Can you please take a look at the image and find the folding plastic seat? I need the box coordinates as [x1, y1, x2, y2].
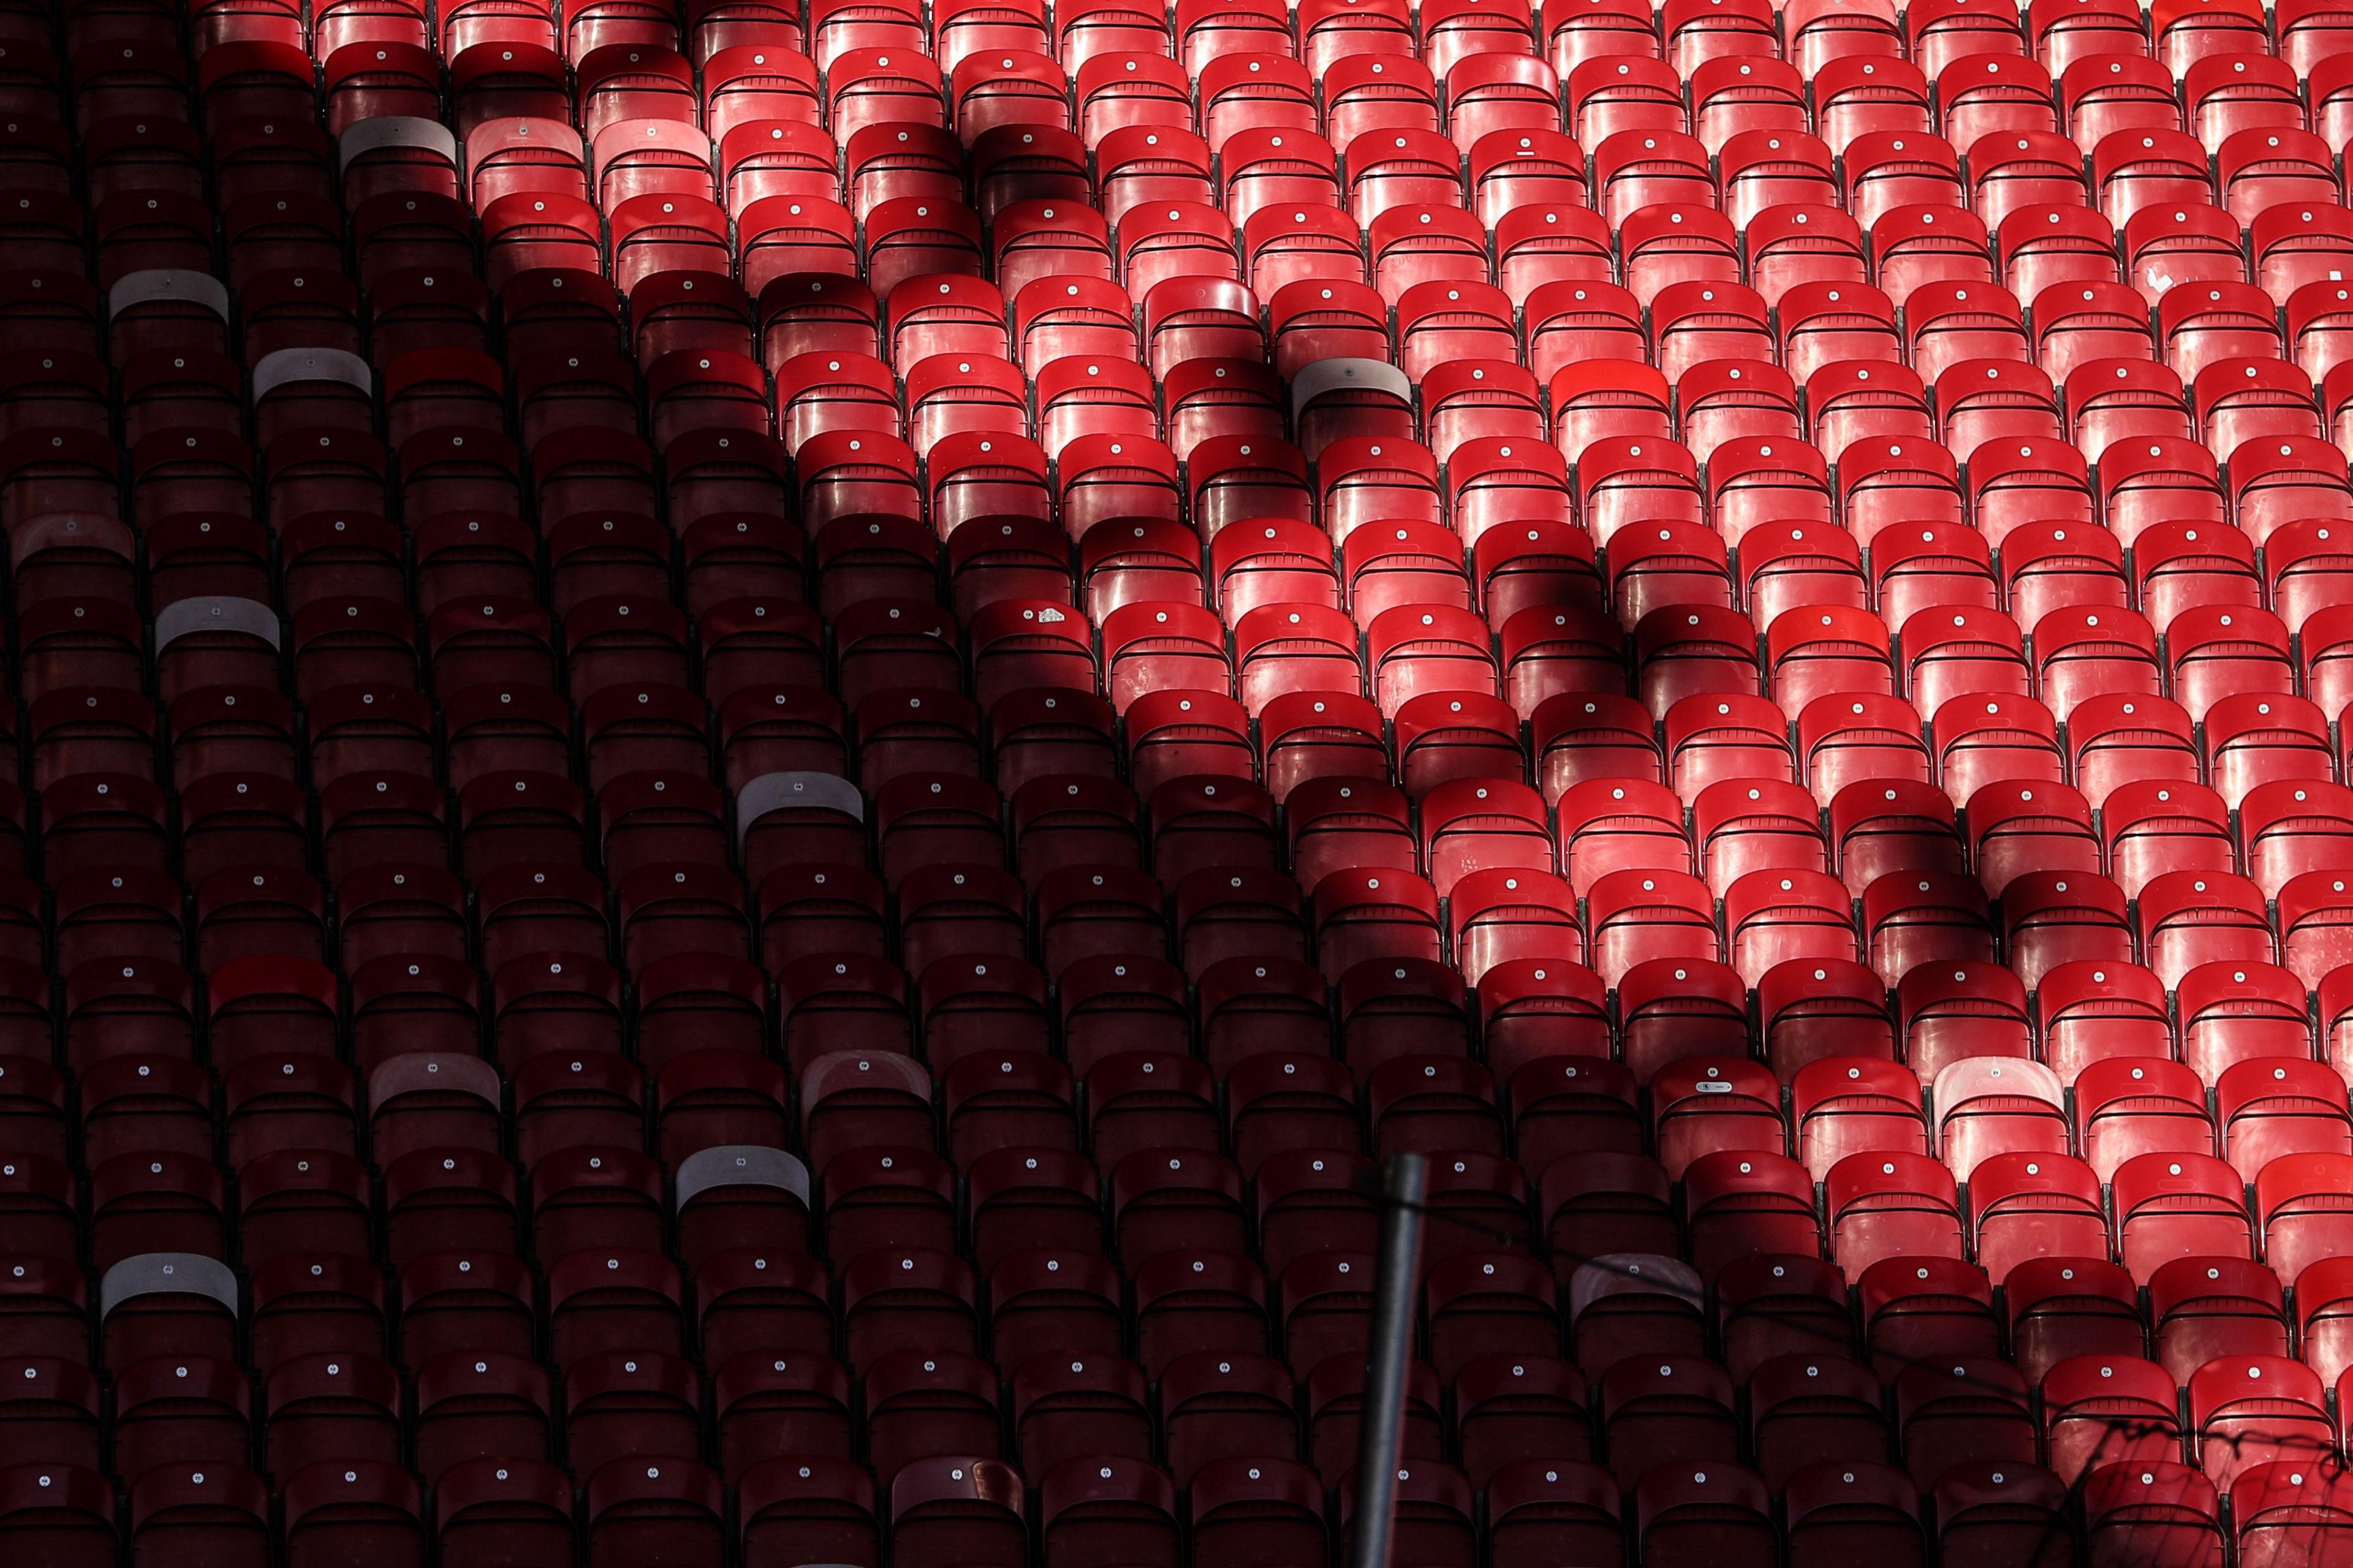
[1559, 1254, 1700, 1387]
[1707, 131, 1835, 238]
[0, 275, 101, 377]
[960, 1148, 1099, 1273]
[1721, 1356, 1887, 1504]
[2181, 40, 2298, 148]
[348, 946, 477, 1083]
[0, 189, 89, 291]
[717, 154, 844, 259]
[727, 1463, 888, 1568]
[1306, 56, 1433, 157]
[1680, 55, 1803, 162]
[526, 1143, 668, 1267]
[2245, 466, 2353, 593]
[1172, 55, 1303, 162]
[1840, 152, 1966, 265]
[396, 1354, 557, 1499]
[605, 191, 730, 294]
[687, 45, 819, 145]
[1830, 445, 1962, 567]
[2221, 127, 2344, 228]
[1022, 863, 1161, 981]
[2299, 604, 2353, 724]
[1659, 1150, 1814, 1286]
[1354, 1051, 1494, 1159]
[1033, 1459, 1186, 1568]
[259, 1350, 408, 1484]
[1631, 282, 1766, 395]
[649, 1028, 789, 1156]
[107, 1352, 252, 1490]
[874, 1459, 1033, 1568]
[1128, 1246, 1273, 1376]
[197, 960, 341, 1083]
[1785, 1462, 1942, 1568]
[431, 194, 580, 297]
[941, 49, 1067, 148]
[1279, 1243, 1374, 1374]
[191, 40, 318, 139]
[1687, 800, 1828, 942]
[2102, 1148, 2260, 1291]
[582, 1458, 730, 1568]
[88, 1146, 233, 1272]
[1626, 610, 1764, 735]
[2281, 0, 2353, 75]
[2248, 1148, 2353, 1297]
[1466, 526, 1598, 655]
[1432, 1371, 1597, 1522]
[1615, 1466, 1783, 1568]
[1122, 1355, 1295, 1501]
[2236, 1465, 2353, 1568]
[1574, 971, 1735, 1113]
[1352, 210, 1487, 324]
[1820, 1149, 1964, 1279]
[346, 184, 475, 292]
[559, 0, 686, 59]
[2080, 1461, 2237, 1568]
[2143, 0, 2266, 70]
[1718, 225, 1856, 350]
[91, 1257, 240, 1384]
[1057, 0, 1176, 75]
[62, 953, 200, 1079]
[1583, 1354, 1743, 1498]
[1952, 1134, 2102, 1279]
[2033, 1354, 2187, 1497]
[2136, 871, 2283, 991]
[687, 1246, 833, 1377]
[2247, 213, 2353, 325]
[1361, 1154, 1506, 1266]
[451, 767, 589, 885]
[2053, 56, 2174, 161]
[1863, 1262, 1995, 1384]
[1628, 1252, 1788, 1374]
[2146, 1256, 2289, 1400]
[1532, 0, 1648, 74]
[1925, 1047, 2068, 1178]
[1583, 129, 1716, 233]
[2294, 1254, 2353, 1402]
[841, 1348, 998, 1486]
[807, 0, 924, 64]
[70, 1051, 213, 1180]
[1887, 1360, 2039, 1499]
[1579, 868, 1729, 993]
[2181, 1355, 2343, 1496]
[540, 1247, 687, 1371]
[235, 1132, 380, 1259]
[2169, 323, 2295, 431]
[990, 1351, 1150, 1494]
[2240, 778, 2353, 901]
[2102, 119, 2223, 223]
[964, 1144, 1101, 1262]
[1435, 65, 1557, 175]
[702, 1351, 852, 1483]
[674, 513, 805, 621]
[1781, 1053, 1923, 1186]
[121, 1463, 292, 1568]
[1485, 593, 1624, 714]
[2029, 289, 2157, 409]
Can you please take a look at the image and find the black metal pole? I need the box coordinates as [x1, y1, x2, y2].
[1351, 1151, 1428, 1568]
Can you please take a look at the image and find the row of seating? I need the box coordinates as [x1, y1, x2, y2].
[18, 1323, 2353, 1499]
[40, 1446, 2307, 1568]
